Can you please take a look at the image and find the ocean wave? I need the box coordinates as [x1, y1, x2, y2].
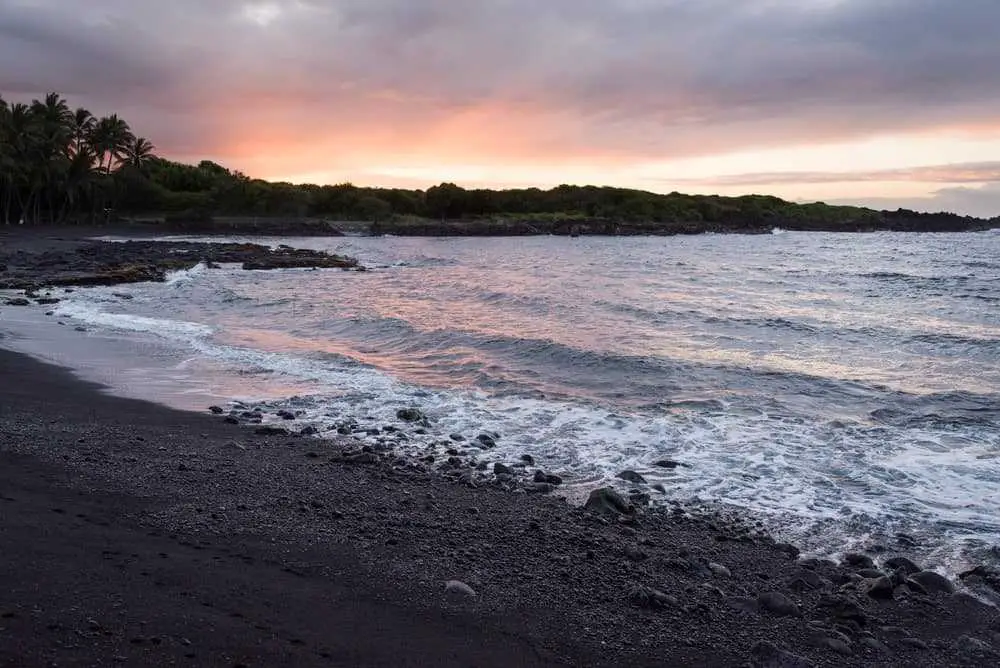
[37, 231, 1000, 573]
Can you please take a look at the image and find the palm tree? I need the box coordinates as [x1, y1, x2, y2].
[0, 96, 12, 224]
[5, 102, 40, 223]
[60, 144, 99, 223]
[69, 108, 96, 156]
[30, 93, 73, 222]
[0, 93, 165, 225]
[90, 114, 134, 175]
[124, 136, 156, 173]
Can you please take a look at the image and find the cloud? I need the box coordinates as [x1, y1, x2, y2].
[1, 0, 999, 175]
[839, 182, 1000, 219]
[681, 162, 1000, 187]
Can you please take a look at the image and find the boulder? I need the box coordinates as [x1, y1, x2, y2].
[533, 470, 563, 485]
[884, 556, 921, 575]
[757, 592, 801, 617]
[524, 482, 556, 494]
[493, 463, 515, 476]
[476, 434, 497, 448]
[584, 487, 634, 516]
[909, 570, 956, 595]
[255, 426, 290, 436]
[4, 298, 30, 306]
[959, 565, 1000, 595]
[817, 595, 867, 627]
[616, 470, 647, 484]
[865, 576, 894, 600]
[397, 408, 425, 422]
[653, 459, 689, 469]
[774, 543, 801, 559]
[842, 553, 875, 569]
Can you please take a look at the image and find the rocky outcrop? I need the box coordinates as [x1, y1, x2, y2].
[0, 240, 359, 290]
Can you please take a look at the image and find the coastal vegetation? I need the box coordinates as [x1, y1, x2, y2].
[2, 92, 997, 234]
[0, 92, 154, 226]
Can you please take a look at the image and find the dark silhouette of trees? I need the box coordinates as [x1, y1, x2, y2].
[0, 92, 154, 224]
[2, 91, 996, 232]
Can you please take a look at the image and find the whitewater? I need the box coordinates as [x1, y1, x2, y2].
[4, 231, 1000, 572]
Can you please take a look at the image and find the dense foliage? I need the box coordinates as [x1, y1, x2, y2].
[0, 92, 154, 225]
[2, 92, 996, 233]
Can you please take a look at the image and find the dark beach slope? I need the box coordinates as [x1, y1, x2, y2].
[0, 350, 562, 667]
[3, 228, 1000, 666]
[2, 353, 1000, 667]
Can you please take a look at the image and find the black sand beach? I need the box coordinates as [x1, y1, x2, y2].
[3, 231, 1000, 667]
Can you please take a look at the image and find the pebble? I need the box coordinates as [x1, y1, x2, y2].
[860, 637, 890, 653]
[821, 637, 853, 656]
[749, 641, 815, 668]
[708, 562, 732, 578]
[956, 635, 997, 657]
[629, 585, 678, 610]
[727, 596, 759, 614]
[444, 580, 477, 601]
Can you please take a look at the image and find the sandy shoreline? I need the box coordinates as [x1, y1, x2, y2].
[3, 230, 1000, 666]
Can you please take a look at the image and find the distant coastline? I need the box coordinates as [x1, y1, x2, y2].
[3, 92, 997, 238]
[119, 206, 998, 238]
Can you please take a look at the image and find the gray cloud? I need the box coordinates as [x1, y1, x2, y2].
[1, 0, 999, 166]
[836, 183, 1000, 219]
[678, 162, 1000, 187]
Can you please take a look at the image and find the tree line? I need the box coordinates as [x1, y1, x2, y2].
[2, 92, 996, 233]
[0, 92, 155, 225]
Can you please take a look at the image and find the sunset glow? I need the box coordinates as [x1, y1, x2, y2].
[3, 0, 999, 215]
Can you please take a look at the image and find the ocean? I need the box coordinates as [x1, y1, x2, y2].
[3, 230, 999, 572]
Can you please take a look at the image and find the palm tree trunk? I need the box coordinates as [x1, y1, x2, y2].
[2, 184, 11, 225]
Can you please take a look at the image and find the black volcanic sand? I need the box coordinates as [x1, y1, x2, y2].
[3, 234, 1000, 667]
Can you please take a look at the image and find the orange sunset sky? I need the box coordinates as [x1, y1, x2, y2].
[3, 0, 999, 216]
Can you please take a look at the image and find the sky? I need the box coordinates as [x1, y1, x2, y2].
[2, 0, 999, 217]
